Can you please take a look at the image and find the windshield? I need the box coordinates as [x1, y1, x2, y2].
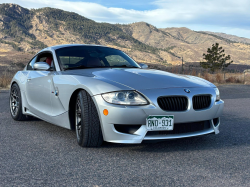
[55, 46, 141, 70]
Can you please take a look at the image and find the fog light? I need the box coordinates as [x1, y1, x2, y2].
[103, 109, 109, 116]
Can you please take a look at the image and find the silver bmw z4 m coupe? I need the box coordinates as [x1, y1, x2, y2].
[10, 44, 224, 147]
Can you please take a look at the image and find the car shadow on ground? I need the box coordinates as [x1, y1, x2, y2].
[26, 116, 42, 121]
[101, 133, 247, 153]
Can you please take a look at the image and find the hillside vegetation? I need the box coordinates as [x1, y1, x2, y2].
[1, 3, 250, 65]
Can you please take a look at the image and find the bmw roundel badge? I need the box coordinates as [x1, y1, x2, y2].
[184, 89, 191, 93]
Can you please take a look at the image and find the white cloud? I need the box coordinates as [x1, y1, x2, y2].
[2, 0, 250, 38]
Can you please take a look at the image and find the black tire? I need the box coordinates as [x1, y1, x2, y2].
[75, 90, 103, 147]
[10, 83, 28, 121]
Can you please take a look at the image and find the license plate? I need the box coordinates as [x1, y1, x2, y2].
[146, 115, 174, 131]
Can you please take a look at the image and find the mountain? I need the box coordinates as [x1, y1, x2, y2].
[203, 31, 250, 44]
[0, 3, 250, 65]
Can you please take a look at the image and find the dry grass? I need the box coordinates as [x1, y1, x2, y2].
[147, 62, 246, 84]
[171, 66, 179, 74]
[191, 69, 197, 76]
[0, 71, 12, 88]
[201, 72, 245, 84]
[225, 77, 235, 83]
[224, 73, 244, 84]
[0, 59, 23, 88]
[225, 76, 243, 83]
[244, 73, 250, 84]
[203, 72, 214, 82]
[215, 73, 224, 84]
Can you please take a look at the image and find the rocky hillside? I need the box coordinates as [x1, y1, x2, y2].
[119, 23, 250, 64]
[1, 3, 250, 65]
[204, 31, 250, 44]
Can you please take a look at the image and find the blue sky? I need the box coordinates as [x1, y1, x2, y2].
[3, 0, 250, 38]
[73, 0, 157, 10]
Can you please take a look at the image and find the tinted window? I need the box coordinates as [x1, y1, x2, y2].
[105, 55, 131, 66]
[55, 46, 140, 70]
[27, 56, 37, 70]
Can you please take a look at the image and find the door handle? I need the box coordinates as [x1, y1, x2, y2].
[27, 78, 31, 81]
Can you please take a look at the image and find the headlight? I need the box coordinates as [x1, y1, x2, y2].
[214, 88, 220, 101]
[101, 91, 149, 105]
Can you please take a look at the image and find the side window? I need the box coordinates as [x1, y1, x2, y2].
[26, 56, 37, 70]
[35, 52, 55, 71]
[36, 52, 53, 63]
[37, 56, 47, 62]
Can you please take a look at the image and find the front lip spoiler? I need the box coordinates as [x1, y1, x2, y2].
[143, 128, 214, 140]
[143, 117, 220, 141]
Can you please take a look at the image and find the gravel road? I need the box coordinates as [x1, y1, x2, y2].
[1, 85, 250, 187]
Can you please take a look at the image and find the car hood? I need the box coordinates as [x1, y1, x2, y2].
[64, 68, 214, 90]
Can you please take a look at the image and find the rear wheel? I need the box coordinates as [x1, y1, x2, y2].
[10, 83, 27, 121]
[75, 90, 103, 147]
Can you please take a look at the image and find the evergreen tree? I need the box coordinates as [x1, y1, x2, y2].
[200, 43, 233, 72]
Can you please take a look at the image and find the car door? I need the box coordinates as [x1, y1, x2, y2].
[26, 52, 54, 117]
[49, 71, 66, 117]
[48, 58, 67, 116]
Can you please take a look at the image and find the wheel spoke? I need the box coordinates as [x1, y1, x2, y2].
[76, 122, 81, 130]
[13, 107, 16, 114]
[75, 98, 82, 138]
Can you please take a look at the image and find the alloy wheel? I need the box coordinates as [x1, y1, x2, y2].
[10, 87, 19, 117]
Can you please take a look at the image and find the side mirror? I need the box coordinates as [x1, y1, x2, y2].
[34, 62, 50, 71]
[139, 63, 148, 69]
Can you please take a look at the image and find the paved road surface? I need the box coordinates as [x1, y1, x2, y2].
[1, 85, 250, 186]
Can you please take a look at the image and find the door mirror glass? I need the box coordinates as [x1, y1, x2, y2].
[139, 63, 148, 69]
[33, 62, 51, 71]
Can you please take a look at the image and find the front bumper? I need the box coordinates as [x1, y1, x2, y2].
[93, 87, 224, 144]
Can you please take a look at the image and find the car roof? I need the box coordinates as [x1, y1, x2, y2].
[40, 44, 110, 51]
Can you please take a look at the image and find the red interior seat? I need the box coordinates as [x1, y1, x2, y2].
[46, 57, 53, 66]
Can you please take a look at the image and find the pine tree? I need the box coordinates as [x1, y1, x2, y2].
[200, 43, 233, 72]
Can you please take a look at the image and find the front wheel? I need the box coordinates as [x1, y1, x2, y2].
[10, 83, 28, 121]
[75, 90, 103, 147]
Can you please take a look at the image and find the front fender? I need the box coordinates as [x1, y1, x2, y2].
[10, 71, 30, 114]
[53, 75, 132, 112]
[11, 71, 29, 90]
